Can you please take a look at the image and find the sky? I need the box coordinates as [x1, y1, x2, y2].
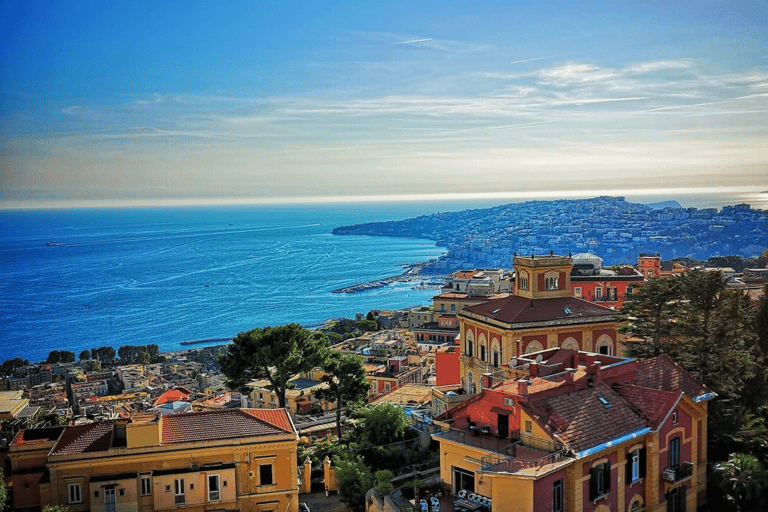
[1, 0, 767, 208]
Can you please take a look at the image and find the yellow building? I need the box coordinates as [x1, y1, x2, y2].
[9, 408, 300, 512]
[458, 254, 620, 395]
[433, 349, 713, 512]
[0, 390, 30, 420]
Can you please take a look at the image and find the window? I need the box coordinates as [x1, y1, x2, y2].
[545, 275, 559, 290]
[141, 476, 151, 496]
[119, 488, 125, 496]
[666, 486, 686, 512]
[669, 437, 680, 470]
[595, 287, 603, 300]
[519, 272, 529, 291]
[553, 478, 564, 512]
[259, 464, 274, 486]
[208, 474, 220, 501]
[174, 479, 185, 505]
[672, 409, 678, 423]
[440, 304, 445, 312]
[626, 448, 646, 483]
[466, 340, 473, 357]
[451, 304, 456, 312]
[479, 345, 486, 362]
[493, 350, 499, 368]
[589, 462, 611, 500]
[525, 420, 532, 433]
[68, 483, 82, 504]
[574, 287, 582, 298]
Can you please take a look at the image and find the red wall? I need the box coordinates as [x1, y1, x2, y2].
[435, 350, 460, 386]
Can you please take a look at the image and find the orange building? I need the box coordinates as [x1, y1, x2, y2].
[8, 408, 300, 512]
[433, 348, 713, 512]
[458, 254, 620, 395]
[638, 253, 662, 279]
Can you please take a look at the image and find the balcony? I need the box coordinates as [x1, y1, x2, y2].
[662, 462, 693, 483]
[433, 426, 517, 454]
[433, 427, 571, 474]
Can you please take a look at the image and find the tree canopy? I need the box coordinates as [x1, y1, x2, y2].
[218, 323, 329, 408]
[313, 352, 370, 438]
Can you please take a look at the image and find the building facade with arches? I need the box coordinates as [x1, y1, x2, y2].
[458, 254, 620, 395]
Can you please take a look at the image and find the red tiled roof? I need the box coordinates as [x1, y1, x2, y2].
[51, 422, 114, 456]
[462, 296, 615, 326]
[161, 408, 294, 445]
[11, 427, 64, 446]
[613, 383, 681, 429]
[152, 388, 190, 407]
[633, 354, 710, 400]
[242, 408, 294, 432]
[527, 383, 647, 453]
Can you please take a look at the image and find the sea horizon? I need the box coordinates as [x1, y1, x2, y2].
[2, 189, 767, 364]
[2, 185, 768, 212]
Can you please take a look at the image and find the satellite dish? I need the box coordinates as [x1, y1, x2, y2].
[523, 362, 530, 370]
[535, 354, 543, 363]
[510, 358, 518, 367]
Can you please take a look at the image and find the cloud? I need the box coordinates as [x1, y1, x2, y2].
[392, 38, 433, 45]
[624, 60, 694, 73]
[537, 63, 620, 86]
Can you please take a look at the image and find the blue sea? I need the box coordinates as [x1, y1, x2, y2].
[0, 203, 458, 363]
[2, 190, 766, 364]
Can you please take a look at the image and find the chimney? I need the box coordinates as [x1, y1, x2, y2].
[529, 362, 539, 377]
[481, 373, 493, 389]
[516, 380, 529, 397]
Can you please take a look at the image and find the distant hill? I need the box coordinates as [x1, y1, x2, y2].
[646, 200, 682, 210]
[333, 196, 768, 271]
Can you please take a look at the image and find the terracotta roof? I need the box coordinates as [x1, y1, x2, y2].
[162, 408, 294, 444]
[152, 388, 191, 407]
[11, 427, 64, 446]
[462, 296, 615, 326]
[612, 383, 681, 429]
[51, 422, 114, 456]
[633, 354, 710, 400]
[242, 408, 294, 432]
[527, 383, 647, 453]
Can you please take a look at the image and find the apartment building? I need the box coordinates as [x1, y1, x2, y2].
[8, 408, 300, 512]
[433, 348, 713, 512]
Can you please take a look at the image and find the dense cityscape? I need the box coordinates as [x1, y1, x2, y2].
[2, 200, 767, 512]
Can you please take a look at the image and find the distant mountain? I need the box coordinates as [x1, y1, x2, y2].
[333, 196, 768, 271]
[646, 200, 682, 210]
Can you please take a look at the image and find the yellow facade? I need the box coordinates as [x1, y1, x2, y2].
[13, 409, 300, 512]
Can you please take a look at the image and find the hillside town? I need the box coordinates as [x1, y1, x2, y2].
[333, 196, 768, 270]
[2, 241, 767, 511]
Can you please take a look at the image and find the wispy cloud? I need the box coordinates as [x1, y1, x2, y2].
[510, 56, 550, 65]
[393, 38, 432, 45]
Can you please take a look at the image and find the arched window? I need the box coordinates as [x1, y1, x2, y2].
[465, 331, 474, 357]
[561, 337, 579, 350]
[525, 340, 544, 354]
[478, 334, 487, 362]
[545, 271, 559, 291]
[595, 334, 613, 355]
[519, 271, 529, 291]
[491, 338, 501, 367]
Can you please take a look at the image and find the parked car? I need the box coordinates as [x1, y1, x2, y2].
[431, 496, 440, 512]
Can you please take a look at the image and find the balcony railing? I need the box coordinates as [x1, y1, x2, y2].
[662, 462, 693, 483]
[434, 427, 570, 474]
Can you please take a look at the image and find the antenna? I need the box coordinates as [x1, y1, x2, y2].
[535, 354, 543, 363]
[523, 362, 530, 370]
[510, 358, 518, 367]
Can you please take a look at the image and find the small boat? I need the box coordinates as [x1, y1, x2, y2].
[46, 242, 63, 246]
